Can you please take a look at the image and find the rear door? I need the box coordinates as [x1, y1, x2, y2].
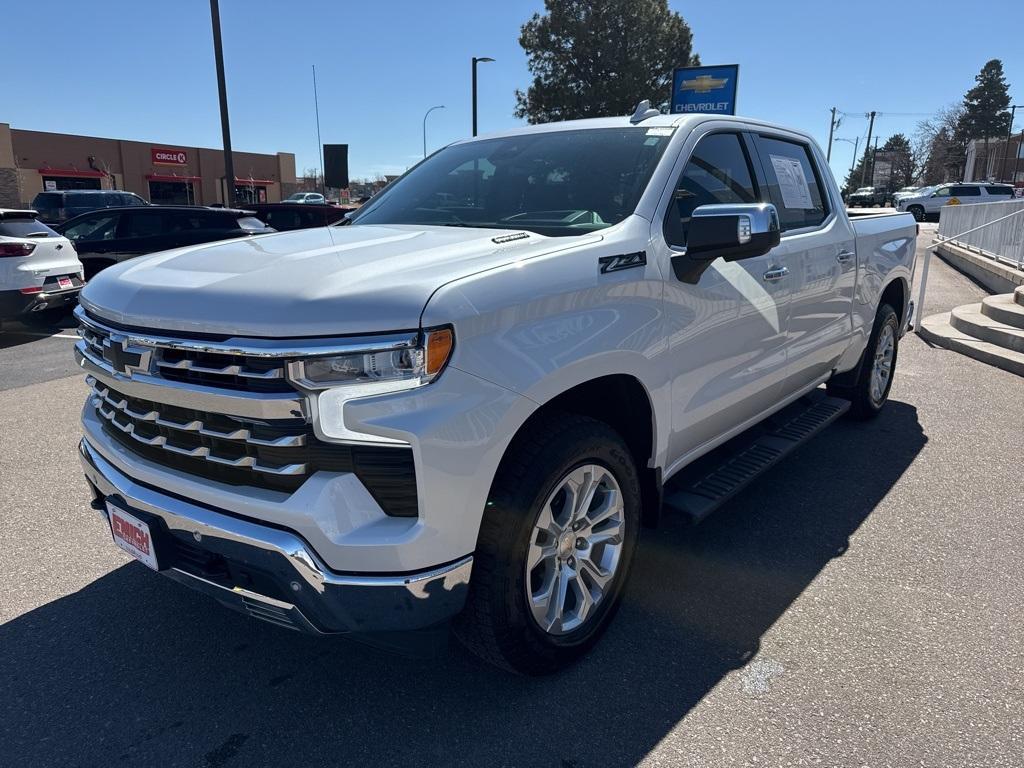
[656, 128, 792, 464]
[750, 132, 856, 389]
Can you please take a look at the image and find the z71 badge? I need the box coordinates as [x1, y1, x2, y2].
[598, 251, 647, 274]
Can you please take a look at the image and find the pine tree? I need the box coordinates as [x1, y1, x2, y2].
[955, 60, 1012, 178]
[515, 0, 699, 123]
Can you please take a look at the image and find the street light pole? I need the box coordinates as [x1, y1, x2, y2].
[471, 57, 495, 137]
[209, 0, 235, 205]
[1000, 105, 1020, 182]
[423, 105, 445, 158]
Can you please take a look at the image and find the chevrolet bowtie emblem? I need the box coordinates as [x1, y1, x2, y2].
[679, 75, 728, 94]
[102, 334, 152, 377]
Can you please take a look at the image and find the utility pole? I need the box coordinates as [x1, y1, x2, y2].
[860, 110, 876, 187]
[826, 107, 838, 163]
[209, 0, 235, 206]
[870, 136, 880, 185]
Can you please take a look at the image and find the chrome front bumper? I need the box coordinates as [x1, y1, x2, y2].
[79, 438, 472, 635]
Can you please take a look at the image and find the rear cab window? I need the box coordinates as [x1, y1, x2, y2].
[0, 217, 59, 238]
[31, 193, 63, 212]
[754, 135, 829, 231]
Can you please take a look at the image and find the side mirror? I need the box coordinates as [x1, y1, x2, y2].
[671, 203, 781, 283]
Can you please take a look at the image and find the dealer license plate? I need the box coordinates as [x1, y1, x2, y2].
[107, 502, 159, 570]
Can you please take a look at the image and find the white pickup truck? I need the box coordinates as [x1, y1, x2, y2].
[75, 107, 916, 674]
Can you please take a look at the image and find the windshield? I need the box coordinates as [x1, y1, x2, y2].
[853, 187, 874, 194]
[349, 127, 674, 236]
[284, 193, 307, 201]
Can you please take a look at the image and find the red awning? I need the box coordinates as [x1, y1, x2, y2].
[146, 173, 201, 182]
[38, 168, 105, 178]
[233, 177, 275, 185]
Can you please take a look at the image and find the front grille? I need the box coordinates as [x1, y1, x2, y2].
[79, 319, 292, 393]
[86, 380, 419, 516]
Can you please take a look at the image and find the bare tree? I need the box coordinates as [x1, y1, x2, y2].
[915, 104, 967, 184]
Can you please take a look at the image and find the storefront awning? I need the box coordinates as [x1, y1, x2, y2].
[38, 168, 105, 178]
[146, 174, 201, 182]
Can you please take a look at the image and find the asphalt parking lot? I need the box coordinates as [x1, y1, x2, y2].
[1, 224, 1022, 767]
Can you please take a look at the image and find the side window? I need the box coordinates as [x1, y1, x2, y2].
[755, 135, 829, 231]
[951, 185, 981, 197]
[987, 186, 1013, 197]
[119, 212, 164, 238]
[663, 132, 758, 246]
[934, 187, 951, 197]
[63, 214, 119, 242]
[166, 212, 205, 232]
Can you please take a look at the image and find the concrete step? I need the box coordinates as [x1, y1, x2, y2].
[981, 294, 1024, 329]
[918, 312, 1024, 377]
[1017, 286, 1024, 308]
[951, 303, 1024, 353]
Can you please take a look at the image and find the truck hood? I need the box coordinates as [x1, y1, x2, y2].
[81, 224, 598, 337]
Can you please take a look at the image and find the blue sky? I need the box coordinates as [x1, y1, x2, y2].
[2, 1, 1021, 183]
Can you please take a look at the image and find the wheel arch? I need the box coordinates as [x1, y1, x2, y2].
[494, 373, 663, 528]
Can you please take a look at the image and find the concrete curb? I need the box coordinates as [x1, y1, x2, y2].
[933, 240, 1024, 295]
[918, 311, 1024, 377]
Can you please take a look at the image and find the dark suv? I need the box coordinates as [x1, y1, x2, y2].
[30, 190, 149, 224]
[57, 206, 274, 279]
[243, 202, 352, 231]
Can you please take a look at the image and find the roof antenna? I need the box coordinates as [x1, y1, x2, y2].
[629, 100, 661, 124]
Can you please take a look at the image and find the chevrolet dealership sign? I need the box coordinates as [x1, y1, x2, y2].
[671, 65, 739, 115]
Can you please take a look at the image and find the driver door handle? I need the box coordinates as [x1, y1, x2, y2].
[836, 249, 855, 264]
[763, 266, 789, 282]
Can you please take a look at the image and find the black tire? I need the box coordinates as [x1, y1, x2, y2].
[828, 303, 899, 420]
[453, 413, 641, 675]
[908, 205, 925, 222]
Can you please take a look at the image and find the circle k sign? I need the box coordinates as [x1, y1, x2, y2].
[151, 148, 188, 166]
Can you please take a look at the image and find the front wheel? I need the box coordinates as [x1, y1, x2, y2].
[908, 205, 925, 222]
[828, 303, 900, 419]
[454, 414, 641, 675]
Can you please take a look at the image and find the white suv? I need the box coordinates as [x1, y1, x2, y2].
[896, 182, 1015, 221]
[0, 209, 84, 326]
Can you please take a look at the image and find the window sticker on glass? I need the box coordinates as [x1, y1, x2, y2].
[646, 127, 675, 136]
[769, 154, 814, 210]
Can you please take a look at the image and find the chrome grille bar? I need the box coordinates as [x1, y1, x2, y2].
[88, 377, 307, 448]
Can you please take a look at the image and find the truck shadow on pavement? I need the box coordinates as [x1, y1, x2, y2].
[1, 401, 926, 768]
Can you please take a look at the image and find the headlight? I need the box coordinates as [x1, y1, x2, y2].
[289, 327, 455, 445]
[288, 327, 454, 393]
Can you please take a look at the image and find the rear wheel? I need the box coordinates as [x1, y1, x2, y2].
[828, 303, 899, 419]
[454, 414, 641, 675]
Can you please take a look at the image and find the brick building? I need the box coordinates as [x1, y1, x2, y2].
[0, 123, 297, 209]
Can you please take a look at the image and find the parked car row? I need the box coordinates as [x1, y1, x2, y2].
[30, 188, 336, 225]
[895, 182, 1015, 221]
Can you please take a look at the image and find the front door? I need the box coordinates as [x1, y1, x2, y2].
[655, 130, 792, 469]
